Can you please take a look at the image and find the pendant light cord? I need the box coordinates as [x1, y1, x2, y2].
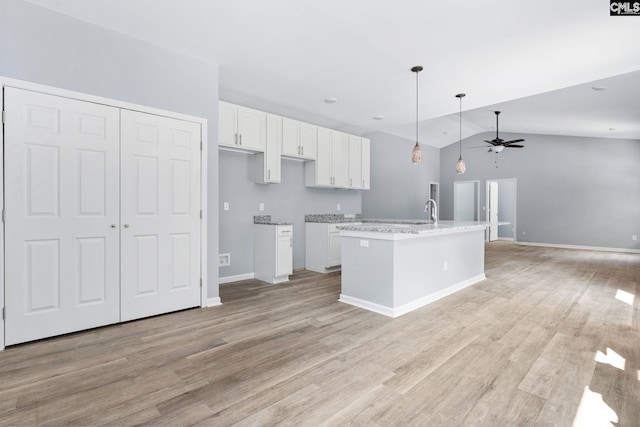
[415, 71, 419, 143]
[459, 95, 462, 156]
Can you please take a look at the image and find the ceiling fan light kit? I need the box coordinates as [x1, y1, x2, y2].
[455, 93, 466, 174]
[411, 66, 423, 164]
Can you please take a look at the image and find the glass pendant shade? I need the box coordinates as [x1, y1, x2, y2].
[412, 142, 422, 164]
[456, 156, 466, 174]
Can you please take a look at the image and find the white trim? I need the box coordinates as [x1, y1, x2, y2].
[207, 297, 222, 307]
[1, 76, 209, 349]
[339, 274, 486, 318]
[219, 273, 255, 284]
[497, 237, 515, 242]
[516, 241, 640, 254]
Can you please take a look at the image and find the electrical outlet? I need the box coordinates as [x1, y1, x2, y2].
[219, 253, 231, 267]
[223, 202, 229, 211]
[633, 235, 637, 241]
[259, 203, 264, 211]
[360, 240, 369, 247]
[522, 231, 526, 236]
[337, 204, 341, 211]
[443, 261, 448, 271]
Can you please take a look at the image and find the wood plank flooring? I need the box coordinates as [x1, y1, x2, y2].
[0, 242, 638, 426]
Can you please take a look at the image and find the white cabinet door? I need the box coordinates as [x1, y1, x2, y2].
[328, 233, 342, 267]
[348, 135, 362, 189]
[120, 110, 201, 322]
[218, 101, 237, 148]
[331, 131, 349, 188]
[4, 88, 121, 345]
[264, 114, 281, 183]
[281, 117, 300, 157]
[276, 235, 293, 276]
[237, 106, 265, 151]
[315, 127, 333, 186]
[361, 138, 371, 190]
[299, 122, 317, 160]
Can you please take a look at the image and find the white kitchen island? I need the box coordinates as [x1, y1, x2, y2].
[337, 220, 488, 317]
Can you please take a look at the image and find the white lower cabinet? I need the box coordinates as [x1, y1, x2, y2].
[255, 225, 293, 284]
[305, 223, 359, 273]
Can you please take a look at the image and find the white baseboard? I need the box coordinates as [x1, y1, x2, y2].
[219, 273, 255, 284]
[339, 274, 486, 318]
[207, 297, 222, 307]
[497, 237, 515, 241]
[516, 241, 640, 254]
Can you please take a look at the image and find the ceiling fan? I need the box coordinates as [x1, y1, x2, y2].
[470, 111, 525, 152]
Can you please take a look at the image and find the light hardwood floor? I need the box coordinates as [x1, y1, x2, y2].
[1, 242, 638, 426]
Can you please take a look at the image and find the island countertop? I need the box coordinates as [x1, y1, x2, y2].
[336, 220, 489, 239]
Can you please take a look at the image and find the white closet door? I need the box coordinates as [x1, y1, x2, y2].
[120, 110, 201, 321]
[4, 87, 121, 345]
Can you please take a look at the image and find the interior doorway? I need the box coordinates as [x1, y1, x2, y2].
[486, 179, 517, 242]
[454, 180, 480, 221]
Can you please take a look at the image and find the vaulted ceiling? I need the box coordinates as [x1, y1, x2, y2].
[24, 0, 640, 147]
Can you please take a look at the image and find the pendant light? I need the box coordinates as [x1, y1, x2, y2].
[455, 93, 466, 174]
[411, 66, 423, 164]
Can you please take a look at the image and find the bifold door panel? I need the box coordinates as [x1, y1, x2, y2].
[120, 110, 201, 322]
[4, 88, 121, 345]
[3, 88, 202, 345]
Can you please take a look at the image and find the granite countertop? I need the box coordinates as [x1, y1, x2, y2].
[305, 214, 362, 223]
[254, 215, 293, 226]
[336, 220, 488, 235]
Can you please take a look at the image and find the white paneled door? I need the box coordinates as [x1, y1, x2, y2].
[4, 88, 121, 345]
[120, 110, 201, 322]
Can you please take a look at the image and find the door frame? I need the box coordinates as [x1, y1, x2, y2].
[0, 76, 209, 351]
[485, 178, 517, 242]
[453, 180, 480, 221]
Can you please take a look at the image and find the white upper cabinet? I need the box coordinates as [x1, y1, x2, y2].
[251, 114, 282, 184]
[282, 118, 317, 160]
[305, 128, 349, 188]
[361, 137, 371, 190]
[348, 135, 363, 189]
[331, 131, 349, 188]
[347, 136, 371, 190]
[218, 101, 265, 152]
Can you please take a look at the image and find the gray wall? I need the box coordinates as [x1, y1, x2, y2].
[219, 151, 361, 277]
[441, 132, 640, 251]
[362, 132, 440, 219]
[0, 0, 220, 297]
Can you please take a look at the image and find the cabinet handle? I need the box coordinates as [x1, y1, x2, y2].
[301, 146, 304, 156]
[290, 237, 292, 248]
[298, 146, 301, 155]
[239, 134, 242, 145]
[350, 178, 352, 187]
[268, 169, 271, 180]
[235, 133, 238, 145]
[362, 179, 365, 187]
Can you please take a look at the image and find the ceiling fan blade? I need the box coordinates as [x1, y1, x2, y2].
[468, 146, 490, 149]
[503, 139, 525, 145]
[505, 145, 524, 148]
[484, 139, 501, 146]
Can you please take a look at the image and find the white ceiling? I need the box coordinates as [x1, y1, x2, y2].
[24, 0, 640, 147]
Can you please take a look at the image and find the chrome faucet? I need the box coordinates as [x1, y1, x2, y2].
[424, 198, 438, 225]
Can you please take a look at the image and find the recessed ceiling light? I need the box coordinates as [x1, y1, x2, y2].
[592, 86, 607, 91]
[609, 127, 616, 131]
[443, 131, 449, 135]
[372, 115, 384, 120]
[324, 97, 338, 104]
